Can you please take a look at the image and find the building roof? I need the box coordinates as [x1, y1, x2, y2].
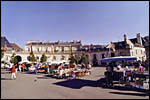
[26, 40, 82, 47]
[10, 43, 23, 51]
[143, 36, 149, 47]
[82, 35, 147, 52]
[82, 44, 108, 52]
[1, 36, 13, 48]
[112, 41, 128, 49]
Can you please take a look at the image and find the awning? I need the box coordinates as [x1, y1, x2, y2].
[101, 56, 138, 62]
[51, 60, 68, 64]
[19, 59, 31, 64]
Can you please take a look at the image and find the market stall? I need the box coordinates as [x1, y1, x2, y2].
[102, 56, 149, 91]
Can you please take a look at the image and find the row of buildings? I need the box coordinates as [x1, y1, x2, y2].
[1, 33, 149, 66]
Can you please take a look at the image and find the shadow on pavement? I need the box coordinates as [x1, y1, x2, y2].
[1, 78, 12, 80]
[109, 92, 148, 97]
[53, 78, 106, 89]
[53, 78, 148, 96]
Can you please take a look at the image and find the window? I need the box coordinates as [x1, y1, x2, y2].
[53, 56, 56, 61]
[36, 56, 39, 61]
[132, 52, 134, 56]
[6, 56, 9, 60]
[136, 50, 138, 55]
[62, 47, 64, 52]
[37, 48, 39, 52]
[28, 48, 30, 51]
[46, 48, 48, 52]
[111, 53, 115, 57]
[102, 54, 105, 59]
[141, 50, 142, 54]
[54, 47, 58, 52]
[61, 56, 65, 60]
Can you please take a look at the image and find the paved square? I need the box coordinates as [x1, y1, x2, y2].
[1, 67, 149, 99]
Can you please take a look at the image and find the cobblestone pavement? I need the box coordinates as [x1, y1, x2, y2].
[1, 67, 149, 99]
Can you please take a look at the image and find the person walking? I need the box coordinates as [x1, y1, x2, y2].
[11, 65, 16, 80]
[35, 63, 38, 74]
[106, 63, 114, 87]
[21, 63, 25, 72]
[87, 63, 92, 75]
[47, 65, 50, 74]
[19, 64, 22, 72]
[15, 64, 18, 74]
[58, 64, 64, 79]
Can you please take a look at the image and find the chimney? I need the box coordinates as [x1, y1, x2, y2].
[57, 40, 60, 44]
[136, 33, 142, 45]
[124, 34, 128, 42]
[73, 40, 77, 44]
[79, 40, 81, 43]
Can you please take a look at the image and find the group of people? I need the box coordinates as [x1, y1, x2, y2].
[2, 61, 92, 80]
[105, 62, 147, 87]
[116, 63, 145, 72]
[19, 62, 92, 80]
[53, 63, 92, 79]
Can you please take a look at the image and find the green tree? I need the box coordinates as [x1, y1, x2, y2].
[10, 53, 18, 65]
[74, 55, 80, 64]
[80, 53, 89, 64]
[69, 55, 75, 64]
[1, 49, 4, 58]
[69, 54, 80, 64]
[28, 52, 37, 62]
[92, 54, 98, 66]
[40, 53, 47, 63]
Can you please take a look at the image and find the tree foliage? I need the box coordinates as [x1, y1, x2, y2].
[80, 53, 89, 64]
[28, 52, 37, 62]
[40, 53, 47, 63]
[69, 54, 80, 64]
[10, 53, 18, 65]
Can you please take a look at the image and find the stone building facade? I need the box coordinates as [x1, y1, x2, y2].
[2, 33, 148, 66]
[82, 33, 147, 65]
[24, 40, 82, 64]
[143, 36, 149, 65]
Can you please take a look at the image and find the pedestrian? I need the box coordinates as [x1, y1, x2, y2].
[5, 64, 9, 71]
[106, 63, 114, 87]
[35, 63, 38, 74]
[47, 65, 50, 74]
[19, 64, 22, 72]
[87, 63, 92, 75]
[21, 63, 25, 72]
[11, 65, 16, 80]
[44, 64, 48, 74]
[15, 64, 18, 74]
[58, 64, 64, 79]
[138, 64, 145, 72]
[69, 71, 76, 80]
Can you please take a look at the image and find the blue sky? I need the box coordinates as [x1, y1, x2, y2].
[1, 1, 149, 48]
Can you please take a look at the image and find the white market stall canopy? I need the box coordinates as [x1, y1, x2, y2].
[100, 56, 139, 62]
[50, 60, 68, 65]
[19, 59, 31, 64]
